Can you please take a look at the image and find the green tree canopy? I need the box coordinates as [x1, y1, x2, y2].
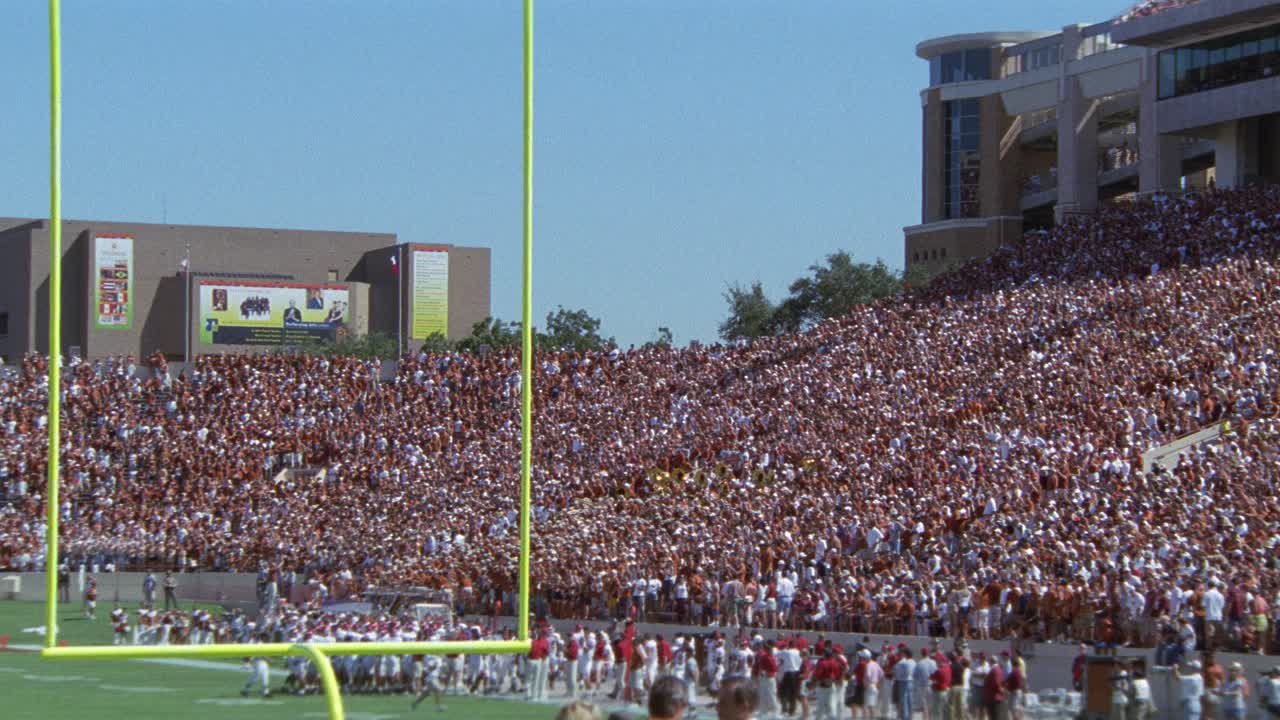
[456, 316, 521, 353]
[721, 253, 921, 340]
[718, 282, 777, 341]
[538, 306, 611, 352]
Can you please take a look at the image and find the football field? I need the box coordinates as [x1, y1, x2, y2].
[0, 601, 632, 720]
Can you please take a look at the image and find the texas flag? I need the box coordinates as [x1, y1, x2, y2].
[390, 253, 398, 275]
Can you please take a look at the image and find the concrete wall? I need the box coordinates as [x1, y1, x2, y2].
[0, 222, 36, 363]
[3, 571, 260, 605]
[923, 89, 945, 224]
[0, 217, 494, 357]
[446, 247, 491, 342]
[904, 216, 1021, 275]
[1156, 76, 1280, 136]
[0, 217, 397, 359]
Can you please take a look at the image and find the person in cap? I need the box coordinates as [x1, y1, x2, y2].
[1216, 663, 1246, 720]
[756, 639, 781, 718]
[1109, 667, 1131, 720]
[1179, 662, 1204, 720]
[1128, 666, 1154, 720]
[564, 626, 581, 699]
[1258, 666, 1280, 719]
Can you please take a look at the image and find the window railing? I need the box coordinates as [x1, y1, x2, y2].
[1002, 43, 1063, 78]
[1021, 171, 1058, 195]
[1078, 31, 1122, 59]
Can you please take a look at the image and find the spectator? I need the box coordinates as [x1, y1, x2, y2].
[648, 675, 689, 720]
[718, 676, 759, 720]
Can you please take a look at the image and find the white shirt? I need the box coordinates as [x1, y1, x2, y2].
[1202, 589, 1225, 622]
[777, 577, 795, 600]
[780, 648, 802, 673]
[1259, 676, 1280, 706]
[1179, 674, 1204, 703]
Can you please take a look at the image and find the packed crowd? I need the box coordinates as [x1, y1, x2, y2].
[1116, 0, 1203, 22]
[82, 591, 1280, 720]
[2, 185, 1280, 657]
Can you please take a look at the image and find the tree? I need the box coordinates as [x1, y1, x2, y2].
[539, 306, 611, 352]
[718, 282, 777, 341]
[417, 332, 454, 353]
[644, 326, 674, 349]
[779, 253, 903, 329]
[901, 262, 933, 289]
[292, 331, 400, 359]
[456, 316, 521, 353]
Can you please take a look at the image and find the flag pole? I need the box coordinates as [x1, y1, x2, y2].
[183, 242, 191, 366]
[396, 248, 402, 357]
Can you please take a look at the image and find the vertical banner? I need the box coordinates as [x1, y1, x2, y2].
[411, 246, 449, 339]
[93, 235, 133, 329]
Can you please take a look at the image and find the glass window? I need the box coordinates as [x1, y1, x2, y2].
[964, 48, 991, 81]
[1159, 51, 1177, 99]
[943, 99, 981, 219]
[939, 52, 961, 84]
[1157, 22, 1280, 99]
[0, 312, 7, 338]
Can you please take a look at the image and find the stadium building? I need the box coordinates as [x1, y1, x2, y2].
[906, 0, 1280, 274]
[0, 217, 490, 361]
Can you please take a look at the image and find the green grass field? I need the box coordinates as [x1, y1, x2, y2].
[0, 601, 626, 720]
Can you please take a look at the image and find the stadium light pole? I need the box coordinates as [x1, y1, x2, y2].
[45, 0, 62, 651]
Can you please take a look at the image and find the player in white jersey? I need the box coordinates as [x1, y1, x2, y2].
[82, 576, 98, 620]
[672, 635, 688, 682]
[285, 651, 308, 695]
[410, 656, 446, 712]
[240, 654, 272, 698]
[592, 631, 614, 698]
[379, 632, 403, 692]
[581, 630, 598, 692]
[709, 637, 727, 693]
[644, 635, 660, 687]
[732, 640, 754, 678]
[466, 649, 490, 694]
[547, 629, 563, 693]
[683, 639, 701, 707]
[110, 606, 129, 645]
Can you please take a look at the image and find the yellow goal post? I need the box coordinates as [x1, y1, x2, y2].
[38, 2, 538, 719]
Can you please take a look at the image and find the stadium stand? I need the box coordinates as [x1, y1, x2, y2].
[1, 185, 1278, 655]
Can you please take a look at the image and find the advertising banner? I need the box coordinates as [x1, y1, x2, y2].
[411, 246, 449, 339]
[198, 281, 349, 346]
[94, 235, 134, 330]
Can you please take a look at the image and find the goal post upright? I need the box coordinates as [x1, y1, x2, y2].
[45, 0, 62, 652]
[41, 1, 537, 718]
[517, 0, 534, 643]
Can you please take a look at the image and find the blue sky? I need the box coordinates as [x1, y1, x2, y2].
[1, 0, 1127, 346]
